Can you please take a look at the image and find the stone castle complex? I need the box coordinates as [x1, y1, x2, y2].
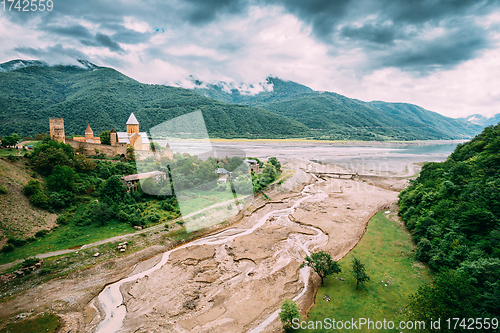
[49, 113, 173, 159]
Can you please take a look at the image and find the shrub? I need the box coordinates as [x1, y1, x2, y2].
[56, 210, 75, 225]
[35, 229, 50, 238]
[7, 237, 27, 247]
[1, 244, 15, 253]
[21, 257, 40, 268]
[146, 211, 161, 224]
[49, 191, 74, 209]
[24, 179, 43, 196]
[29, 191, 49, 208]
[91, 202, 113, 226]
[0, 184, 7, 194]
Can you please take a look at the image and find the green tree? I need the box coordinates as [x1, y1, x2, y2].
[259, 162, 277, 188]
[91, 202, 113, 226]
[268, 156, 281, 172]
[30, 141, 74, 175]
[150, 142, 163, 152]
[126, 145, 135, 161]
[408, 271, 482, 332]
[100, 175, 128, 205]
[300, 251, 341, 286]
[100, 130, 111, 145]
[279, 299, 300, 332]
[351, 257, 370, 290]
[1, 135, 17, 147]
[46, 165, 77, 192]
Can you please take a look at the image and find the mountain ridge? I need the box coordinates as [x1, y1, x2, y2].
[191, 77, 483, 141]
[0, 60, 486, 141]
[0, 61, 309, 139]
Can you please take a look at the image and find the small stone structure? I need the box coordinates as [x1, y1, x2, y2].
[215, 168, 232, 183]
[121, 170, 166, 192]
[244, 159, 259, 173]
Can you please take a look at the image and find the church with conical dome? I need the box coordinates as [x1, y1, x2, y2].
[114, 113, 150, 151]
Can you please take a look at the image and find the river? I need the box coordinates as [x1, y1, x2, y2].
[94, 165, 327, 333]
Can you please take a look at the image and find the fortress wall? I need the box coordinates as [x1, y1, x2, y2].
[66, 139, 127, 156]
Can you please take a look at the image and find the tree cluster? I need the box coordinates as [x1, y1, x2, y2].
[399, 123, 500, 319]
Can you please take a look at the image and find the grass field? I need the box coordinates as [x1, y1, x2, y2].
[0, 314, 59, 333]
[0, 149, 24, 157]
[300, 211, 432, 332]
[0, 217, 136, 265]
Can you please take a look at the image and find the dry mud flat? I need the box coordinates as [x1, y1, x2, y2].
[85, 160, 399, 333]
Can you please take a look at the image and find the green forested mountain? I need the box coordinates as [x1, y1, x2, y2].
[0, 61, 309, 138]
[399, 123, 500, 319]
[193, 77, 483, 141]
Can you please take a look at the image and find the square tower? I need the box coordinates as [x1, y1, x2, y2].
[49, 118, 65, 143]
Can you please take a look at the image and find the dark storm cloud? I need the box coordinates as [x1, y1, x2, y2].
[265, 0, 352, 39]
[383, 27, 490, 70]
[181, 0, 249, 25]
[261, 0, 499, 71]
[80, 33, 125, 53]
[14, 44, 87, 60]
[3, 0, 500, 75]
[43, 24, 94, 39]
[385, 0, 497, 24]
[340, 23, 404, 45]
[112, 29, 152, 44]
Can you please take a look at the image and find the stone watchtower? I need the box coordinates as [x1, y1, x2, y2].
[110, 128, 118, 146]
[49, 118, 65, 143]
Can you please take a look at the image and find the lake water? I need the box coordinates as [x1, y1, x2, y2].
[156, 139, 466, 175]
[209, 140, 466, 175]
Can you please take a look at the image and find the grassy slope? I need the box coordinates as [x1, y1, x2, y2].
[0, 157, 58, 242]
[0, 65, 309, 138]
[301, 211, 431, 332]
[0, 314, 59, 333]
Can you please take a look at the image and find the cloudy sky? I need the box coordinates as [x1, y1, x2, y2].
[1, 0, 500, 118]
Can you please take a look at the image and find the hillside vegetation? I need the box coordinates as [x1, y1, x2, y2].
[0, 156, 58, 244]
[0, 61, 309, 139]
[194, 77, 482, 141]
[398, 123, 500, 322]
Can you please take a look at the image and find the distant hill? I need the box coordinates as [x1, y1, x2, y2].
[193, 77, 483, 141]
[0, 61, 309, 139]
[458, 113, 500, 127]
